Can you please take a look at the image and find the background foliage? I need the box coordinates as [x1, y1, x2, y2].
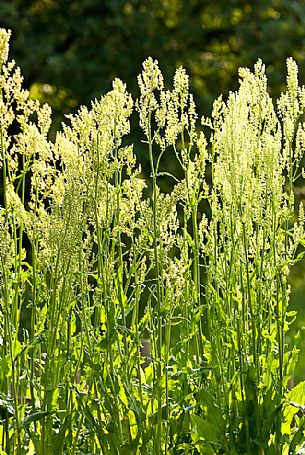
[2, 0, 305, 127]
[1, 0, 305, 381]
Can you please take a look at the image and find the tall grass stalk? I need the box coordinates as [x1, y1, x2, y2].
[1, 29, 305, 454]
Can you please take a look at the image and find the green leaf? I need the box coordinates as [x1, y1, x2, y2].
[197, 389, 225, 433]
[20, 411, 52, 430]
[289, 421, 305, 454]
[104, 433, 120, 454]
[284, 381, 305, 435]
[0, 394, 15, 416]
[50, 418, 71, 453]
[190, 414, 221, 446]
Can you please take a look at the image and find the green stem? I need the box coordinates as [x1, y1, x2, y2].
[147, 112, 163, 454]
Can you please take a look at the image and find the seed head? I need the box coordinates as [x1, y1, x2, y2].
[0, 29, 11, 68]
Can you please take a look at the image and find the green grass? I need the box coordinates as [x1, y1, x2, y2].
[1, 28, 305, 454]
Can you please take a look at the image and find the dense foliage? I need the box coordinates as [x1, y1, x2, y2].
[2, 0, 305, 130]
[1, 28, 305, 454]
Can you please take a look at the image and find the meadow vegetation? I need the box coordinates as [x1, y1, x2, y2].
[1, 28, 305, 454]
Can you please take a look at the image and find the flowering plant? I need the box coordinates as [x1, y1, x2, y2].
[1, 29, 305, 454]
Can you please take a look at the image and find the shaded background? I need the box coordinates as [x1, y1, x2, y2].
[1, 0, 305, 380]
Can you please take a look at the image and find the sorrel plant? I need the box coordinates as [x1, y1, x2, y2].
[1, 28, 305, 454]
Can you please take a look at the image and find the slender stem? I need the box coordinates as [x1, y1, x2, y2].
[147, 112, 163, 454]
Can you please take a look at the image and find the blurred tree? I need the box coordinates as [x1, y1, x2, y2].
[2, 0, 305, 128]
